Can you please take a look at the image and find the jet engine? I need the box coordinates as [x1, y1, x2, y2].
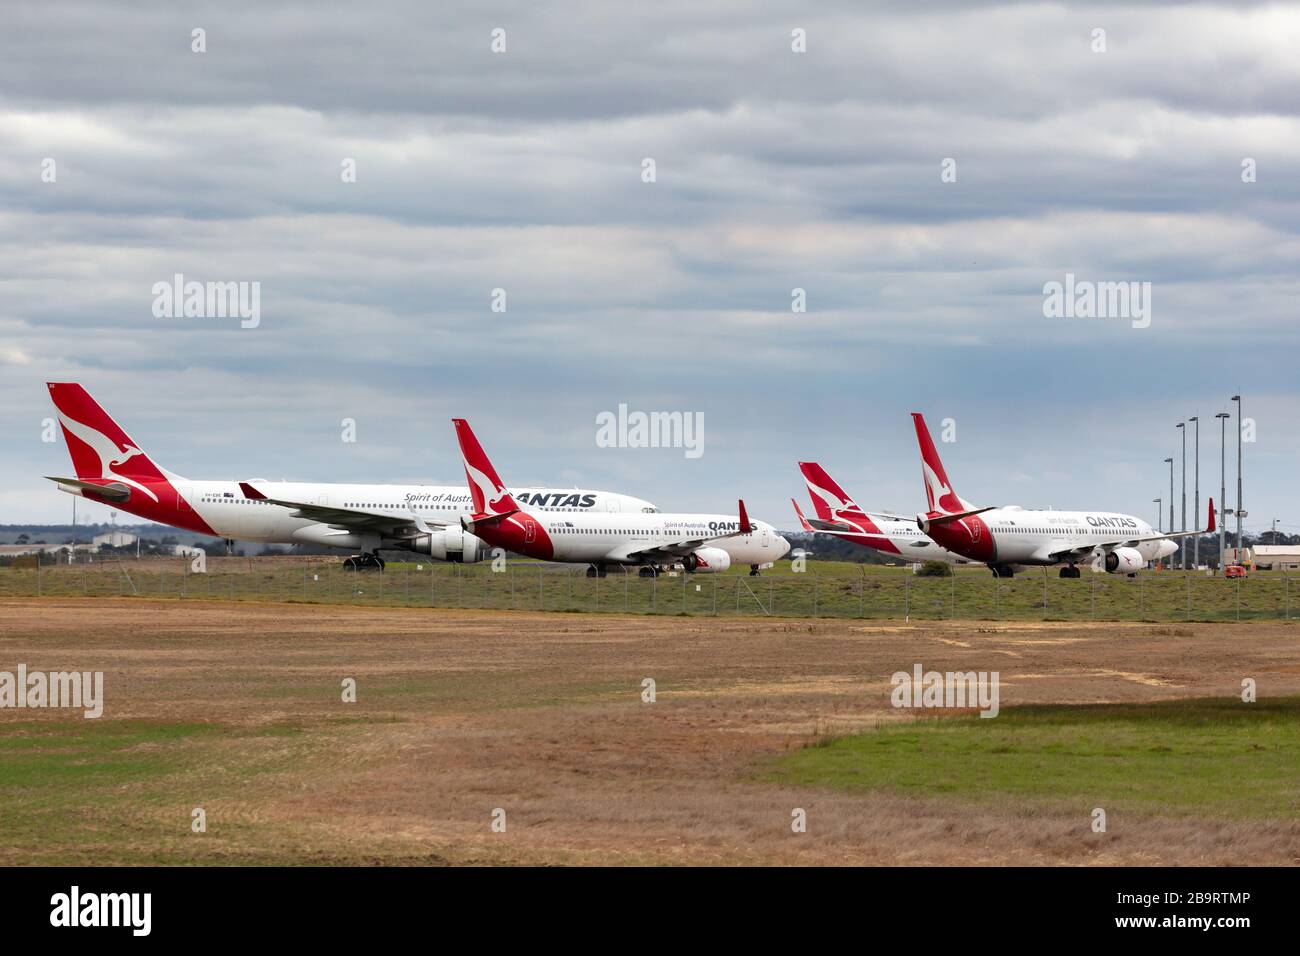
[682, 547, 731, 573]
[1101, 546, 1144, 574]
[411, 528, 485, 563]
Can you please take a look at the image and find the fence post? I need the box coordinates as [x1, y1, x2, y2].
[1185, 571, 1191, 621]
[904, 570, 910, 622]
[812, 576, 818, 616]
[37, 549, 41, 598]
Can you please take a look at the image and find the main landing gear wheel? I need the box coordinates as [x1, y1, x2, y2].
[1059, 565, 1081, 579]
[989, 564, 1015, 578]
[749, 565, 761, 577]
[586, 564, 609, 578]
[343, 553, 385, 572]
[638, 566, 660, 578]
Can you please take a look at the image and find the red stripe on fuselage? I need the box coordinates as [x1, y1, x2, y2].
[469, 511, 554, 560]
[923, 513, 995, 562]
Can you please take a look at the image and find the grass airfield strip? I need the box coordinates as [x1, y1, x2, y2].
[0, 598, 1296, 865]
[771, 698, 1300, 818]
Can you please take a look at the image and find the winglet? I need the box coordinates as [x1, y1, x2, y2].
[239, 481, 267, 501]
[791, 497, 814, 532]
[738, 499, 753, 534]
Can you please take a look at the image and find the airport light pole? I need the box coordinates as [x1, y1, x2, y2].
[1153, 497, 1162, 566]
[1177, 421, 1186, 569]
[1232, 395, 1244, 559]
[1189, 416, 1199, 569]
[1164, 457, 1174, 567]
[1216, 411, 1229, 568]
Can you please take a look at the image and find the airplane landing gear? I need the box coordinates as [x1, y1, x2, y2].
[586, 564, 609, 578]
[1059, 565, 1081, 579]
[343, 552, 385, 572]
[989, 564, 1015, 578]
[749, 564, 761, 576]
[638, 565, 661, 578]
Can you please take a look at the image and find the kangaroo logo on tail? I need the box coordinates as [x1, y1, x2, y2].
[452, 418, 519, 516]
[48, 383, 168, 503]
[912, 412, 970, 515]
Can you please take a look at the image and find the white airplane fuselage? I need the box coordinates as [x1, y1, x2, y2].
[176, 480, 657, 552]
[523, 511, 788, 569]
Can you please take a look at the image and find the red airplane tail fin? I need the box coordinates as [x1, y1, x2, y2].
[798, 461, 864, 519]
[451, 419, 519, 517]
[46, 382, 178, 485]
[911, 412, 971, 515]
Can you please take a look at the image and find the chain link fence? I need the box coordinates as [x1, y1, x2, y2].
[2, 553, 1295, 622]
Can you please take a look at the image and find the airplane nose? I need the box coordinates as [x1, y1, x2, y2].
[776, 535, 791, 557]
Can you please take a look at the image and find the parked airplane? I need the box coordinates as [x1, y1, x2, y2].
[792, 461, 974, 565]
[45, 382, 658, 570]
[452, 418, 788, 576]
[909, 413, 1210, 577]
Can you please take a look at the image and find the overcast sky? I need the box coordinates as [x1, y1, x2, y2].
[3, 1, 1298, 535]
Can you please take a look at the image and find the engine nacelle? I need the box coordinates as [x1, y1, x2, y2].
[682, 547, 731, 573]
[415, 529, 484, 563]
[1102, 546, 1144, 574]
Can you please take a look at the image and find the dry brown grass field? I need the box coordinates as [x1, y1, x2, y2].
[0, 597, 1297, 866]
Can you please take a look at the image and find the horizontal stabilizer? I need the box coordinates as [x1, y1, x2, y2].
[45, 476, 130, 502]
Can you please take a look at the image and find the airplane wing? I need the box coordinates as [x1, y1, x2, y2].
[612, 499, 756, 563]
[1045, 499, 1215, 563]
[239, 481, 451, 537]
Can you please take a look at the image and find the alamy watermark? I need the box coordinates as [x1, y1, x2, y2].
[890, 663, 999, 718]
[596, 404, 704, 459]
[0, 665, 103, 718]
[1042, 272, 1151, 329]
[152, 273, 261, 328]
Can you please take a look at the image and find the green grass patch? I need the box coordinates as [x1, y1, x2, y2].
[769, 696, 1300, 817]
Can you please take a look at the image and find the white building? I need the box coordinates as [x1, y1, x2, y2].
[93, 531, 138, 550]
[1250, 546, 1300, 571]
